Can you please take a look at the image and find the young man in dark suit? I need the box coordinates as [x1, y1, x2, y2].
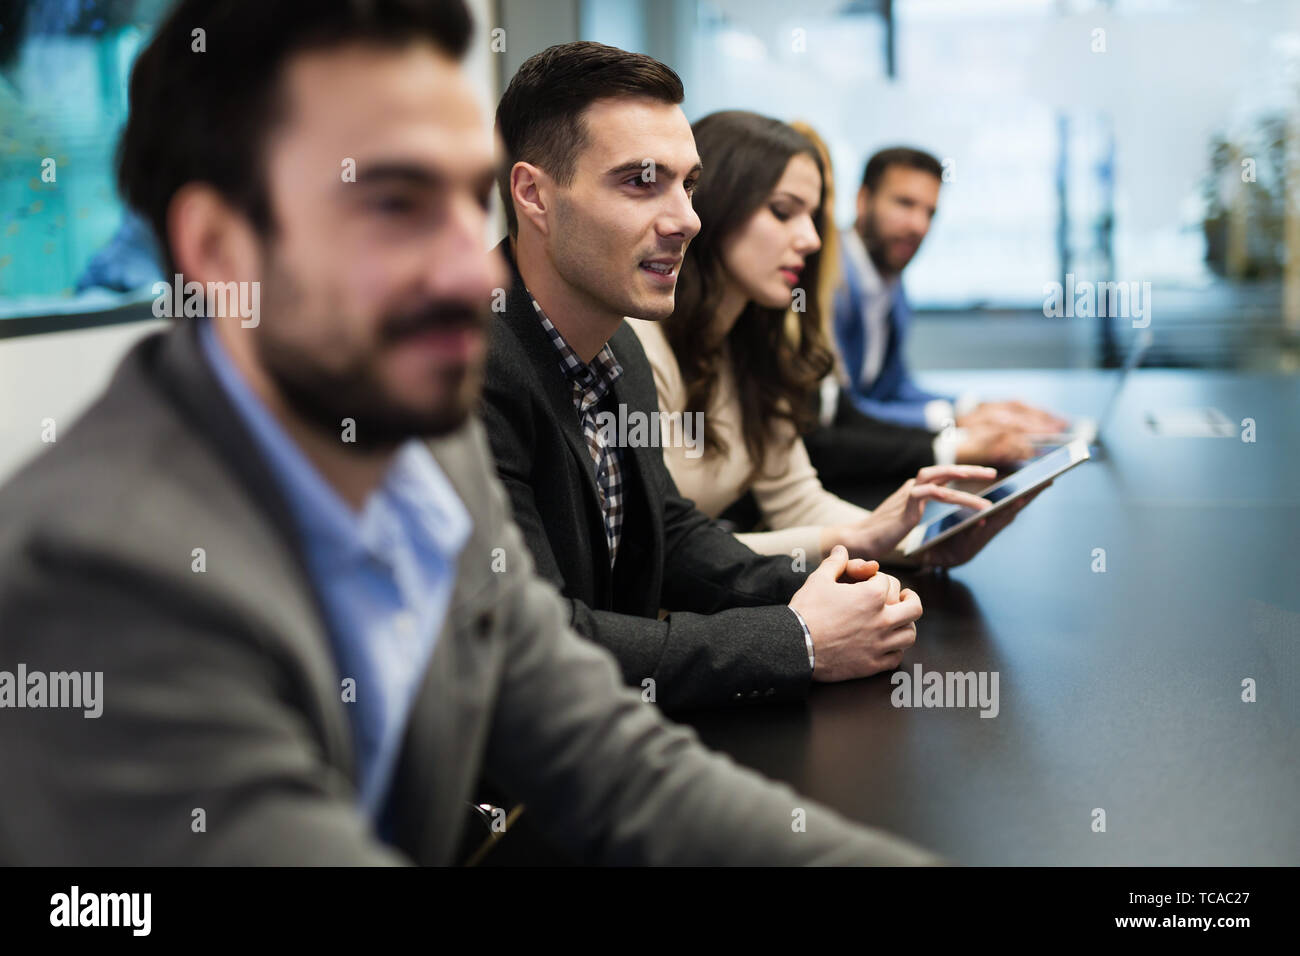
[480, 43, 930, 714]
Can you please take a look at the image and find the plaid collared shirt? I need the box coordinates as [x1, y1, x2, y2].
[529, 295, 625, 567]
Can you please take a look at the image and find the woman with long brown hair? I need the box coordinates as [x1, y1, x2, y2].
[629, 111, 1016, 565]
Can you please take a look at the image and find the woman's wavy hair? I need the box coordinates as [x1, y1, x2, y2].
[663, 110, 835, 481]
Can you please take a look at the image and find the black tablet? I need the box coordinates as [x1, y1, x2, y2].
[900, 439, 1091, 556]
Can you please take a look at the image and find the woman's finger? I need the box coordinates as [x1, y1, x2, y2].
[910, 484, 991, 512]
[915, 465, 998, 485]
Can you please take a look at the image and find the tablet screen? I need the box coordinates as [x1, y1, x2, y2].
[906, 441, 1089, 554]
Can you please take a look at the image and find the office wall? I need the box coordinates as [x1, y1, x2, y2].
[0, 318, 164, 482]
[496, 0, 581, 92]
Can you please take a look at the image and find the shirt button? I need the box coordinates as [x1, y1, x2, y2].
[733, 692, 743, 700]
[393, 611, 417, 637]
[765, 687, 776, 696]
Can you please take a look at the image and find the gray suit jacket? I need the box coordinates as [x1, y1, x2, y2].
[0, 322, 937, 865]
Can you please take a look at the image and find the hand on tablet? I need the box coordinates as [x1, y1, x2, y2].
[920, 482, 1051, 569]
[824, 465, 998, 560]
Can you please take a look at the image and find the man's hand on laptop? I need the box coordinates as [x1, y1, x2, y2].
[957, 425, 1036, 466]
[959, 400, 1069, 435]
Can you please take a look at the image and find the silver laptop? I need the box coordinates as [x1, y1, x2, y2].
[1031, 327, 1154, 451]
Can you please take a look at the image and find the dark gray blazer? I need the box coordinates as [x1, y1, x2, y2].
[804, 386, 937, 489]
[480, 247, 816, 713]
[0, 321, 936, 865]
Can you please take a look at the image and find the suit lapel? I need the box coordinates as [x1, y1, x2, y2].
[494, 243, 614, 575]
[384, 428, 506, 862]
[386, 569, 494, 863]
[836, 239, 868, 391]
[515, 315, 602, 508]
[606, 335, 664, 570]
[153, 322, 357, 781]
[892, 281, 911, 337]
[877, 283, 909, 398]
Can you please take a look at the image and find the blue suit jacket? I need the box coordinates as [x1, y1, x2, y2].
[833, 240, 952, 430]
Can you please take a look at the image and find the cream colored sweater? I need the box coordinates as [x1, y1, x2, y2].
[628, 318, 870, 561]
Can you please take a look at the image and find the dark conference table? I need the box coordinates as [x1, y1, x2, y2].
[687, 369, 1300, 865]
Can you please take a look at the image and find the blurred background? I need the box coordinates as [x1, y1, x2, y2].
[2, 0, 1298, 477]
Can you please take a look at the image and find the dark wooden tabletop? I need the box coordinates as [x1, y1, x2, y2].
[687, 370, 1300, 865]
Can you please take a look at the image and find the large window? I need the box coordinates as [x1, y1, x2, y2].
[681, 0, 1300, 366]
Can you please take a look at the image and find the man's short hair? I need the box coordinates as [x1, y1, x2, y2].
[117, 0, 473, 277]
[495, 41, 684, 236]
[860, 146, 943, 192]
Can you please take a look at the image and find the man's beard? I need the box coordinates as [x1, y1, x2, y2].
[860, 210, 908, 278]
[254, 260, 484, 451]
[261, 333, 481, 451]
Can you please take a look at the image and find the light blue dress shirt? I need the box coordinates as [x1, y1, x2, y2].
[198, 320, 472, 826]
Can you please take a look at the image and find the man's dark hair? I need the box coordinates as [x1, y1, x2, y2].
[117, 0, 472, 277]
[495, 41, 684, 236]
[860, 146, 943, 192]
